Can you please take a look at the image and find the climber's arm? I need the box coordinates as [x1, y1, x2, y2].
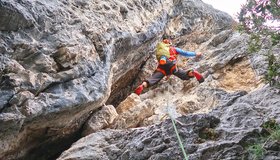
[175, 47, 201, 57]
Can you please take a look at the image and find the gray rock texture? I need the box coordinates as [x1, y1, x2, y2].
[0, 1, 35, 31]
[57, 2, 280, 159]
[0, 0, 234, 159]
[82, 105, 118, 136]
[58, 86, 280, 160]
[2, 0, 279, 160]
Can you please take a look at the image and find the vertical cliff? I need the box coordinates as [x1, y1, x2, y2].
[1, 0, 279, 160]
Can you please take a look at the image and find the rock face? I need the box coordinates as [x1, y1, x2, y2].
[3, 0, 280, 159]
[56, 3, 280, 159]
[0, 0, 234, 159]
[58, 86, 280, 160]
[82, 105, 118, 136]
[111, 94, 155, 129]
[0, 1, 35, 31]
[125, 30, 264, 125]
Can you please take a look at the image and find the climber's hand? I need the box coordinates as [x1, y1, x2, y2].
[196, 52, 202, 58]
[194, 52, 203, 62]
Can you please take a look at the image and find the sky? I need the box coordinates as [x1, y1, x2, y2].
[202, 0, 247, 19]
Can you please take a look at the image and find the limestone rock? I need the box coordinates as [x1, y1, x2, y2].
[0, 0, 265, 159]
[0, 1, 34, 31]
[9, 91, 34, 106]
[115, 93, 142, 114]
[0, 112, 25, 134]
[58, 86, 280, 160]
[82, 105, 118, 136]
[58, 114, 221, 160]
[0, 0, 174, 158]
[110, 94, 155, 129]
[55, 1, 280, 159]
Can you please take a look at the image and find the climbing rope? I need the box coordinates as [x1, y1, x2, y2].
[163, 70, 219, 160]
[166, 82, 188, 160]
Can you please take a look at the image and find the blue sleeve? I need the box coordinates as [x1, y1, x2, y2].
[175, 47, 196, 57]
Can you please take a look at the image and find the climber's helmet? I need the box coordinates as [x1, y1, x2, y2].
[162, 39, 172, 45]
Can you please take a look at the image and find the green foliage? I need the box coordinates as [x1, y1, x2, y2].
[262, 118, 278, 130]
[248, 34, 261, 53]
[271, 32, 280, 46]
[269, 0, 280, 16]
[248, 144, 265, 160]
[265, 52, 280, 87]
[262, 118, 280, 140]
[270, 127, 280, 140]
[235, 24, 246, 33]
[238, 0, 280, 87]
[247, 119, 280, 159]
[238, 0, 280, 33]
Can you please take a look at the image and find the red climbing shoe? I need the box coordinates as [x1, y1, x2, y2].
[193, 70, 204, 83]
[135, 84, 144, 95]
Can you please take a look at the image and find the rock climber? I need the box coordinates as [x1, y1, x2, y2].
[134, 38, 205, 95]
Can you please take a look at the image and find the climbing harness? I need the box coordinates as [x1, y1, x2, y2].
[166, 82, 189, 160]
[156, 65, 177, 76]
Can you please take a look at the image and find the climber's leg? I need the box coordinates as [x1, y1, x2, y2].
[135, 71, 165, 95]
[173, 68, 204, 83]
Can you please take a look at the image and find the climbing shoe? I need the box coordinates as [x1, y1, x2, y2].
[193, 70, 204, 83]
[135, 84, 144, 95]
